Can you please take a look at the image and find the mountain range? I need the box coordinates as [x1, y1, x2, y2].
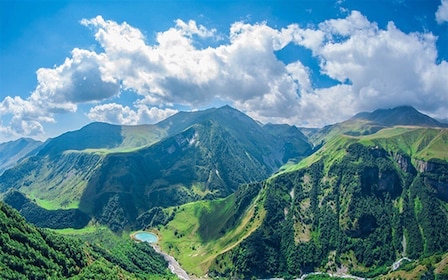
[0, 105, 447, 279]
[0, 105, 311, 231]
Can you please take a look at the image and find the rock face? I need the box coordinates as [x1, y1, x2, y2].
[414, 159, 448, 201]
[393, 152, 416, 174]
[415, 159, 445, 173]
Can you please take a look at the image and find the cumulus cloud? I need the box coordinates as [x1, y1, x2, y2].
[1, 12, 447, 140]
[0, 47, 120, 139]
[87, 103, 177, 125]
[290, 11, 448, 123]
[436, 0, 448, 24]
[80, 16, 305, 120]
[77, 13, 448, 125]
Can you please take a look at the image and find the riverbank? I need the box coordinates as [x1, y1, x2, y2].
[130, 231, 191, 279]
[152, 244, 191, 280]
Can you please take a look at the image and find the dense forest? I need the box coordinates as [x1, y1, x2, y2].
[210, 143, 448, 279]
[0, 201, 174, 279]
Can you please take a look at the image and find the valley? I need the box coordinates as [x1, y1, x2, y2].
[1, 105, 447, 279]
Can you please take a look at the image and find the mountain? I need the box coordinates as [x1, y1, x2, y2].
[2, 105, 447, 279]
[37, 122, 166, 157]
[152, 107, 448, 279]
[216, 139, 448, 279]
[351, 105, 447, 128]
[263, 123, 312, 163]
[306, 105, 447, 146]
[0, 138, 42, 175]
[0, 200, 173, 279]
[0, 106, 312, 232]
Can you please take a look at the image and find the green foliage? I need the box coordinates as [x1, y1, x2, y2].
[220, 140, 448, 279]
[3, 191, 90, 229]
[1, 106, 312, 233]
[0, 201, 173, 279]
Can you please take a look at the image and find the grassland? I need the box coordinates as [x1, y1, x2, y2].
[279, 126, 448, 176]
[157, 187, 266, 276]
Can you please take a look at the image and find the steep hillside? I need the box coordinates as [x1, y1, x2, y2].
[154, 182, 266, 276]
[78, 117, 280, 231]
[0, 138, 42, 175]
[0, 106, 312, 232]
[0, 149, 105, 209]
[0, 200, 173, 279]
[264, 123, 313, 163]
[211, 128, 448, 279]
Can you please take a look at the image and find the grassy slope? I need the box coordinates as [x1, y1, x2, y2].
[218, 125, 448, 279]
[7, 125, 167, 211]
[157, 185, 267, 276]
[359, 127, 448, 161]
[283, 126, 448, 175]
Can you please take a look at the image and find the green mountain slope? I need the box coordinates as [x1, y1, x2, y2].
[0, 106, 312, 232]
[0, 200, 173, 279]
[154, 182, 266, 276]
[37, 122, 165, 157]
[77, 115, 291, 231]
[152, 107, 448, 279]
[214, 127, 448, 279]
[306, 106, 447, 146]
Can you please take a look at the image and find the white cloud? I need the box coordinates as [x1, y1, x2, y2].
[1, 12, 447, 140]
[81, 17, 306, 120]
[436, 0, 448, 24]
[174, 19, 217, 38]
[86, 103, 138, 125]
[86, 103, 177, 125]
[34, 48, 120, 105]
[292, 11, 448, 122]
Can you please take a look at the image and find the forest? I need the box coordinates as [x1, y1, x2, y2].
[210, 143, 448, 279]
[0, 201, 174, 279]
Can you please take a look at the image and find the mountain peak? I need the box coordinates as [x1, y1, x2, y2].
[352, 105, 446, 128]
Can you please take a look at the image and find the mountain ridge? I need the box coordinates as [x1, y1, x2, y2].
[351, 105, 447, 128]
[0, 105, 312, 232]
[0, 105, 447, 279]
[0, 138, 42, 175]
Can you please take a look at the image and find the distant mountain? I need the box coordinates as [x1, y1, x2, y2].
[37, 122, 166, 157]
[306, 105, 447, 146]
[351, 105, 447, 128]
[0, 138, 42, 175]
[0, 106, 312, 231]
[263, 123, 312, 162]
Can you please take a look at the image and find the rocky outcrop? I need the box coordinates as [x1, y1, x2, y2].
[415, 159, 446, 173]
[416, 159, 448, 201]
[393, 153, 416, 174]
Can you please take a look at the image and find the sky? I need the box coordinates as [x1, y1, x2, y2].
[1, 0, 448, 142]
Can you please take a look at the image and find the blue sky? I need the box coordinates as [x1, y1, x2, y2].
[1, 0, 447, 142]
